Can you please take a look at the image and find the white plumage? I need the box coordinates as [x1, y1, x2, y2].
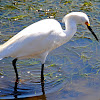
[0, 19, 66, 63]
[0, 12, 98, 82]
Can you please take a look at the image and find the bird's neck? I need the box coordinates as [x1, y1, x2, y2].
[48, 20, 77, 51]
[63, 20, 77, 42]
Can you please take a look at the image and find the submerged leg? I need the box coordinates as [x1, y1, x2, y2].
[14, 81, 18, 99]
[12, 58, 19, 82]
[41, 64, 44, 83]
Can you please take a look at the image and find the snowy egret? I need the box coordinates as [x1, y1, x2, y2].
[0, 12, 99, 82]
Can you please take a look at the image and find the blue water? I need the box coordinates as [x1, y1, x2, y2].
[0, 0, 100, 100]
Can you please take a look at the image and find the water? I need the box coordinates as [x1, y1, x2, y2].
[0, 0, 100, 100]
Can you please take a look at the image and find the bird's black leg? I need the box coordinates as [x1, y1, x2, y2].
[14, 81, 18, 99]
[12, 58, 19, 83]
[41, 64, 44, 83]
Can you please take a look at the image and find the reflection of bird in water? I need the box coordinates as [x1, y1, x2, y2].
[0, 12, 99, 83]
[13, 81, 46, 99]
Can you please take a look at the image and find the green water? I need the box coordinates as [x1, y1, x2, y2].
[0, 0, 100, 100]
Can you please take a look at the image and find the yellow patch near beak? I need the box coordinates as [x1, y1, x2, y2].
[85, 22, 90, 26]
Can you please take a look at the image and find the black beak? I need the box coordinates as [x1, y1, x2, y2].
[87, 25, 99, 42]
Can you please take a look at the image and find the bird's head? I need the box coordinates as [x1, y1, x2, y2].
[62, 12, 99, 41]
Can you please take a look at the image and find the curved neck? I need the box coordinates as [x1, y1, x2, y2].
[63, 19, 77, 42]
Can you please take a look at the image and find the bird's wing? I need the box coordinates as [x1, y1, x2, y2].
[0, 19, 62, 58]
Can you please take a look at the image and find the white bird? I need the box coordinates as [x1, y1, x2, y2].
[0, 12, 99, 83]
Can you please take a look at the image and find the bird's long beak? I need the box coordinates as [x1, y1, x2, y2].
[87, 25, 99, 42]
[85, 22, 99, 41]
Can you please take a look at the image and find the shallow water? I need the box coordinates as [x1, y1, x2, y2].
[0, 0, 100, 100]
